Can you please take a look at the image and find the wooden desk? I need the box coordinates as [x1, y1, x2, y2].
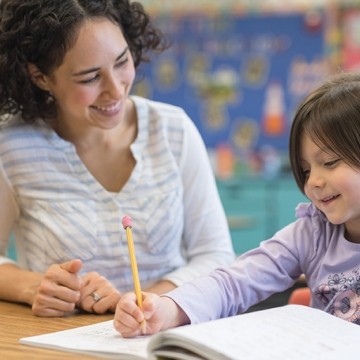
[0, 300, 113, 359]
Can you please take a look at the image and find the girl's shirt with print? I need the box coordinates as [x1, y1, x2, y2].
[166, 202, 360, 325]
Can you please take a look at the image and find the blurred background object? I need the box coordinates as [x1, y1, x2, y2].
[132, 0, 358, 244]
[134, 0, 353, 180]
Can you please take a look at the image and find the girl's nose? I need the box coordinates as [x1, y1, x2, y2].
[307, 170, 325, 188]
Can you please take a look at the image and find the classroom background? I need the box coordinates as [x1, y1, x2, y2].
[5, 0, 360, 308]
[131, 0, 360, 256]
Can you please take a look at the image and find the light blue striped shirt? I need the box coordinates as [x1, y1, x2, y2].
[0, 96, 234, 291]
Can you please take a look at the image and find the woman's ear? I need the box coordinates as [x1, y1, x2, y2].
[27, 63, 51, 91]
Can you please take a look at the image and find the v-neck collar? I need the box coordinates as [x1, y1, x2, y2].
[42, 95, 149, 201]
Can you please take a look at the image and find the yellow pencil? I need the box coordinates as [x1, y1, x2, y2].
[122, 215, 146, 334]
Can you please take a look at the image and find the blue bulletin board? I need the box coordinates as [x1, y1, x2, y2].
[132, 10, 328, 170]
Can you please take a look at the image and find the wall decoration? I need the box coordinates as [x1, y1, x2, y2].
[132, 10, 329, 174]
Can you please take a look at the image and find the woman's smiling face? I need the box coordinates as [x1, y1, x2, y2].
[40, 18, 136, 131]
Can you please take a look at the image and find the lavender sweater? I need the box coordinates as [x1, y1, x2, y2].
[167, 202, 360, 325]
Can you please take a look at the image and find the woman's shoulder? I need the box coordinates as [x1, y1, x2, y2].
[0, 114, 53, 149]
[131, 95, 189, 124]
[131, 95, 184, 111]
[0, 113, 24, 129]
[0, 113, 47, 132]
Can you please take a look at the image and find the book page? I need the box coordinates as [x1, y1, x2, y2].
[20, 320, 150, 360]
[148, 305, 360, 360]
[20, 305, 360, 360]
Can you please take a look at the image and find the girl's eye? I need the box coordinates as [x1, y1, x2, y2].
[302, 169, 310, 178]
[324, 159, 340, 167]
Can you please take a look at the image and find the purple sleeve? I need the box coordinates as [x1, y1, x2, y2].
[165, 205, 323, 323]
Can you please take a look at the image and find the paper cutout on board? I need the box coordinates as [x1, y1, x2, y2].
[197, 67, 239, 101]
[342, 10, 360, 72]
[132, 12, 326, 153]
[262, 82, 285, 136]
[186, 53, 210, 88]
[287, 56, 330, 122]
[303, 9, 323, 33]
[202, 100, 229, 131]
[197, 67, 239, 131]
[243, 55, 269, 87]
[288, 57, 328, 98]
[155, 56, 180, 91]
[231, 119, 259, 152]
[216, 143, 234, 179]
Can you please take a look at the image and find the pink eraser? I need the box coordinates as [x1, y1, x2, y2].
[122, 215, 132, 229]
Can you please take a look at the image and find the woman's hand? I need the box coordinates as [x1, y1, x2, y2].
[78, 272, 121, 314]
[31, 259, 83, 317]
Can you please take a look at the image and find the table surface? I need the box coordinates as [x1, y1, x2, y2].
[0, 300, 113, 359]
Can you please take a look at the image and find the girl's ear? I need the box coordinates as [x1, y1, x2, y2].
[27, 63, 51, 91]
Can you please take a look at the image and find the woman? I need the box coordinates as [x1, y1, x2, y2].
[0, 0, 234, 317]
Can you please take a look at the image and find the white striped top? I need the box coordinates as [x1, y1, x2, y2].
[0, 96, 234, 291]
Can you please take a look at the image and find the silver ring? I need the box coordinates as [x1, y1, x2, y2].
[91, 292, 101, 303]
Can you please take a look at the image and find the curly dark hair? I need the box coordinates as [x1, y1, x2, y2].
[0, 0, 168, 123]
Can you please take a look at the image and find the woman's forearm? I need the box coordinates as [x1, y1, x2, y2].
[0, 263, 41, 305]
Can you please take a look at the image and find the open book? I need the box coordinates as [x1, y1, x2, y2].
[20, 304, 360, 360]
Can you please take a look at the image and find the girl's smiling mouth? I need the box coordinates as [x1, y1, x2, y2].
[321, 194, 340, 203]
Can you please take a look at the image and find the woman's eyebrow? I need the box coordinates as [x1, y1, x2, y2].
[71, 47, 129, 77]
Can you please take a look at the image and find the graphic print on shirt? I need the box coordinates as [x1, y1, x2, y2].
[316, 270, 360, 325]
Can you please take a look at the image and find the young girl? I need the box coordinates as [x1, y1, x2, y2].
[114, 71, 360, 337]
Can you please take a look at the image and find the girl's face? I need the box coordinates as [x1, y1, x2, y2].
[36, 19, 136, 132]
[301, 134, 360, 241]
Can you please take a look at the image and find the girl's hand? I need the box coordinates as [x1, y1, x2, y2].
[114, 291, 187, 338]
[78, 272, 121, 314]
[113, 291, 163, 337]
[31, 259, 83, 317]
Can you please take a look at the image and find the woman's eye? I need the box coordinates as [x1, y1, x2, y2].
[115, 57, 128, 68]
[79, 74, 99, 84]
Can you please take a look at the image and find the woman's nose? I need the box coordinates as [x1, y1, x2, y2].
[103, 75, 123, 99]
